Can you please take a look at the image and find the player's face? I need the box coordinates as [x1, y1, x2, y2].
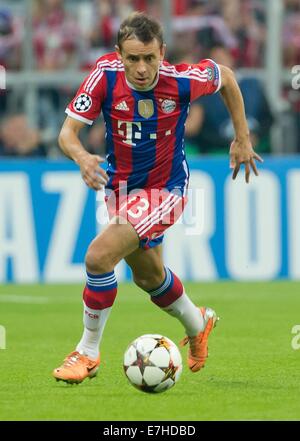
[116, 38, 165, 90]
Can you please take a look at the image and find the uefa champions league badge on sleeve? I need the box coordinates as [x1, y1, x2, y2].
[73, 93, 93, 113]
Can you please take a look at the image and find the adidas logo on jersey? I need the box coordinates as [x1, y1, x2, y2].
[115, 101, 129, 111]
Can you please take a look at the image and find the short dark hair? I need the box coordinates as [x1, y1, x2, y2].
[117, 12, 164, 49]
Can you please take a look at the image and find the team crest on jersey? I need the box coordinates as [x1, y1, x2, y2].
[73, 93, 92, 113]
[161, 99, 176, 114]
[138, 100, 154, 119]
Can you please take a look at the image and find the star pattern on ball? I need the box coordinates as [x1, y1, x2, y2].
[158, 337, 171, 350]
[131, 350, 157, 375]
[123, 334, 182, 393]
[161, 361, 178, 381]
[132, 338, 178, 385]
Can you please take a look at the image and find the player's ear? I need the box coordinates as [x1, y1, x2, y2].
[160, 44, 166, 61]
[115, 45, 122, 60]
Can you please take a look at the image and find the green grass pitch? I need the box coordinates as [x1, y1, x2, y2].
[0, 281, 300, 421]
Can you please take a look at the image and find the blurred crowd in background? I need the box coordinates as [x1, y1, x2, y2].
[0, 0, 299, 158]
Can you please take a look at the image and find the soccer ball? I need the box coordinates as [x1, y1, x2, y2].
[123, 334, 182, 393]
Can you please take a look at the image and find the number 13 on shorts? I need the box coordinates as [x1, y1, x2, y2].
[106, 189, 187, 244]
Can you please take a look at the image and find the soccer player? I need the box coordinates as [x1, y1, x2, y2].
[53, 12, 263, 383]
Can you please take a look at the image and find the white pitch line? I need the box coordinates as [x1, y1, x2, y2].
[0, 295, 49, 304]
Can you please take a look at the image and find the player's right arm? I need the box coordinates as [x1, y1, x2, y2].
[58, 116, 108, 191]
[58, 55, 112, 191]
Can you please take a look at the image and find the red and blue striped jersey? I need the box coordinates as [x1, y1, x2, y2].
[66, 52, 221, 195]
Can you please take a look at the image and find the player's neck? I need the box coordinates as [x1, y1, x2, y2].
[125, 73, 159, 92]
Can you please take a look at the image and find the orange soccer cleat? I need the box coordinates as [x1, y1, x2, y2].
[53, 351, 100, 384]
[180, 307, 219, 372]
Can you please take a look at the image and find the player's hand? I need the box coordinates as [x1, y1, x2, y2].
[229, 136, 263, 183]
[76, 152, 108, 191]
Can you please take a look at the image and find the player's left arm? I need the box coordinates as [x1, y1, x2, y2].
[219, 64, 263, 183]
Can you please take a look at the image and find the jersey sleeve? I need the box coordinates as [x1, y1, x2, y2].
[189, 58, 222, 102]
[66, 62, 107, 125]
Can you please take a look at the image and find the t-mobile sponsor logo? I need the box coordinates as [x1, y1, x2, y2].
[117, 120, 172, 146]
